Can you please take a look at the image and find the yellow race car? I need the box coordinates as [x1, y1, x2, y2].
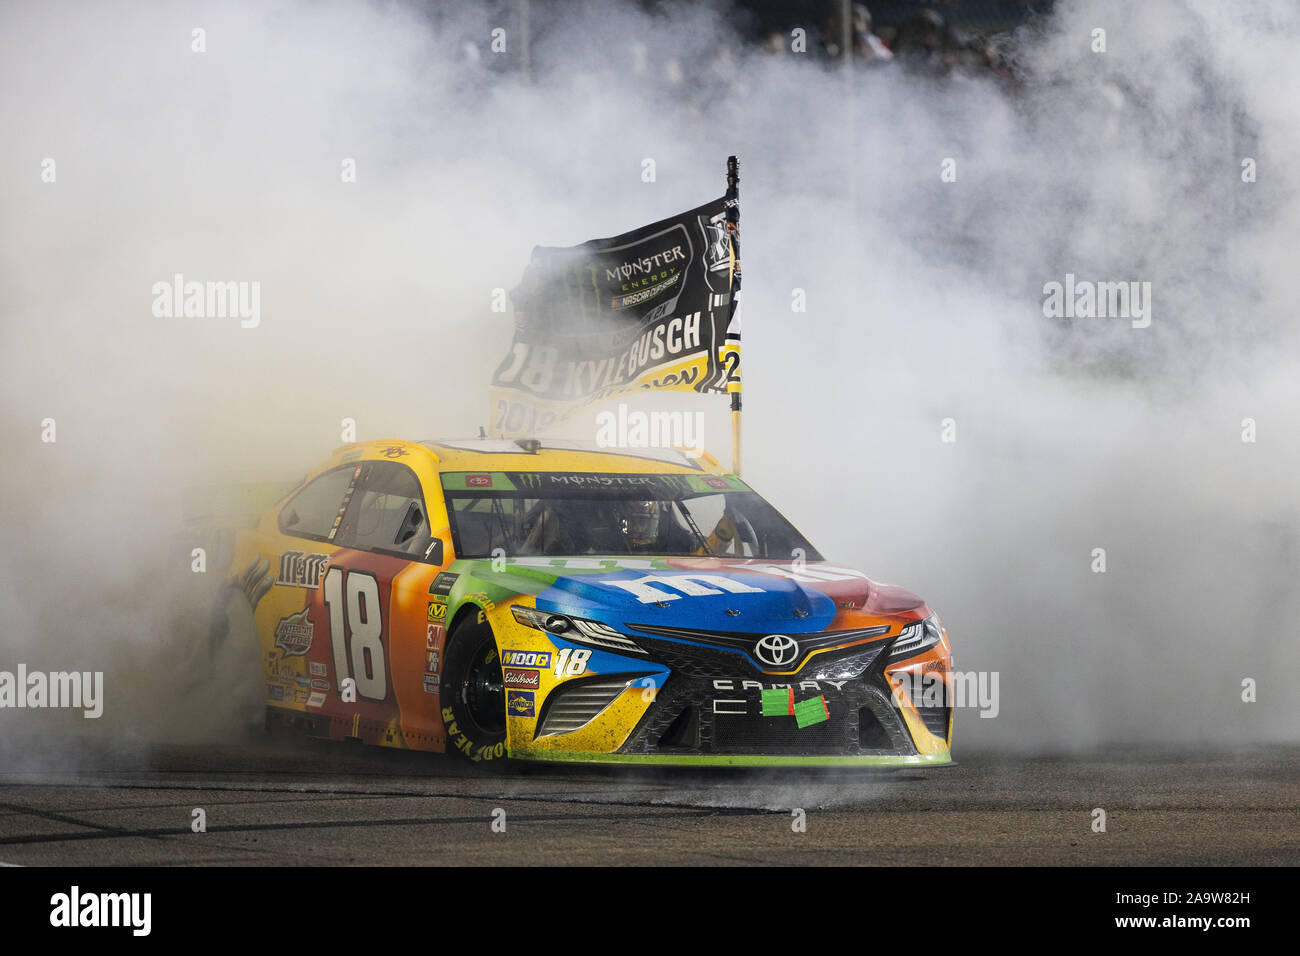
[209, 438, 953, 766]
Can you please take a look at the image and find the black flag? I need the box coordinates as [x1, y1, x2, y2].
[490, 194, 740, 436]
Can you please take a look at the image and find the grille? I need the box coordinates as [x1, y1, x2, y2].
[535, 677, 629, 737]
[629, 631, 890, 681]
[713, 712, 846, 754]
[626, 623, 890, 673]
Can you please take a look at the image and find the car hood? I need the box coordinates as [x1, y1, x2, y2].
[472, 556, 926, 635]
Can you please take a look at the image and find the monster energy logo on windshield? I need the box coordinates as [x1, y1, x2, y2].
[507, 473, 693, 496]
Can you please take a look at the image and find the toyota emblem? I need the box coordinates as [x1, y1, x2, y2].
[755, 634, 798, 667]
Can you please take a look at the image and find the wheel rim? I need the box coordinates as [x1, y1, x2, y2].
[461, 637, 505, 736]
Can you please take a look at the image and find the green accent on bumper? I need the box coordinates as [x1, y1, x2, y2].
[507, 749, 953, 768]
[760, 687, 793, 716]
[793, 695, 830, 728]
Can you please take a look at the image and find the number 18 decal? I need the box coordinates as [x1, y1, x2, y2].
[553, 647, 591, 677]
[323, 567, 387, 701]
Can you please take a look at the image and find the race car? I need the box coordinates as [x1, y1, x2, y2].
[209, 438, 954, 767]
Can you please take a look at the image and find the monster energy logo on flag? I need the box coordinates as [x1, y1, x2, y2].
[491, 194, 741, 436]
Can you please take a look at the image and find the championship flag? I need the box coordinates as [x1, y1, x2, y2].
[490, 158, 743, 470]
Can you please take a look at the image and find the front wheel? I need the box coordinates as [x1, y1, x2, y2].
[439, 616, 508, 763]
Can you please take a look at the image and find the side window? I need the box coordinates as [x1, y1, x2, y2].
[337, 461, 433, 558]
[278, 466, 357, 541]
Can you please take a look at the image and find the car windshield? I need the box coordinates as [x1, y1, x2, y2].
[442, 471, 822, 560]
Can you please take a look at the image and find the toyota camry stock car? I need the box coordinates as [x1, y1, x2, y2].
[208, 438, 954, 767]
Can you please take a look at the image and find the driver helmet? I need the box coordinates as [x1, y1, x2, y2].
[620, 500, 661, 545]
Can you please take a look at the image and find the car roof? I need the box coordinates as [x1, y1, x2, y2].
[422, 438, 724, 475]
[328, 438, 727, 476]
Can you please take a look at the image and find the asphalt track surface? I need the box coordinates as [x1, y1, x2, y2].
[0, 740, 1296, 866]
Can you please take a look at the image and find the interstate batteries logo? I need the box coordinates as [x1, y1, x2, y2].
[273, 608, 314, 657]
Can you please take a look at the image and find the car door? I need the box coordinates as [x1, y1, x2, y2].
[307, 459, 449, 750]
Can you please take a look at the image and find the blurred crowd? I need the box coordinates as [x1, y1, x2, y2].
[758, 4, 1020, 79]
[439, 0, 1035, 91]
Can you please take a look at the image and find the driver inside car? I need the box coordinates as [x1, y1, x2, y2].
[699, 507, 738, 555]
[617, 499, 740, 555]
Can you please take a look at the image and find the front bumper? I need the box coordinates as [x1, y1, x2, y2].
[502, 616, 952, 765]
[508, 749, 953, 768]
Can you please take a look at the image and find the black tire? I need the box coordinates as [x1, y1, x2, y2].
[439, 615, 509, 764]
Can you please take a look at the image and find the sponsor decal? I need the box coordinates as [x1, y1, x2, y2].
[704, 476, 730, 490]
[278, 665, 294, 683]
[427, 602, 446, 622]
[309, 661, 327, 677]
[295, 675, 310, 689]
[429, 571, 459, 597]
[426, 623, 445, 649]
[422, 674, 439, 694]
[310, 678, 329, 691]
[501, 650, 551, 668]
[306, 691, 326, 708]
[277, 551, 330, 589]
[506, 689, 536, 717]
[327, 466, 364, 542]
[514, 472, 660, 490]
[380, 445, 408, 458]
[465, 590, 497, 614]
[273, 608, 314, 657]
[426, 651, 441, 673]
[464, 474, 492, 488]
[607, 573, 765, 604]
[503, 667, 540, 690]
[266, 684, 285, 702]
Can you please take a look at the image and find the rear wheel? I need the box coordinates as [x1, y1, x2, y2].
[439, 615, 508, 763]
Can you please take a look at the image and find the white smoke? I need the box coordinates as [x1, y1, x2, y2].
[1, 0, 1297, 757]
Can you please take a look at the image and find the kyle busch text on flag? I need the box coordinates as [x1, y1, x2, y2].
[490, 193, 741, 437]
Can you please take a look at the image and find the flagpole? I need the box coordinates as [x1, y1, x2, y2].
[726, 155, 742, 476]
